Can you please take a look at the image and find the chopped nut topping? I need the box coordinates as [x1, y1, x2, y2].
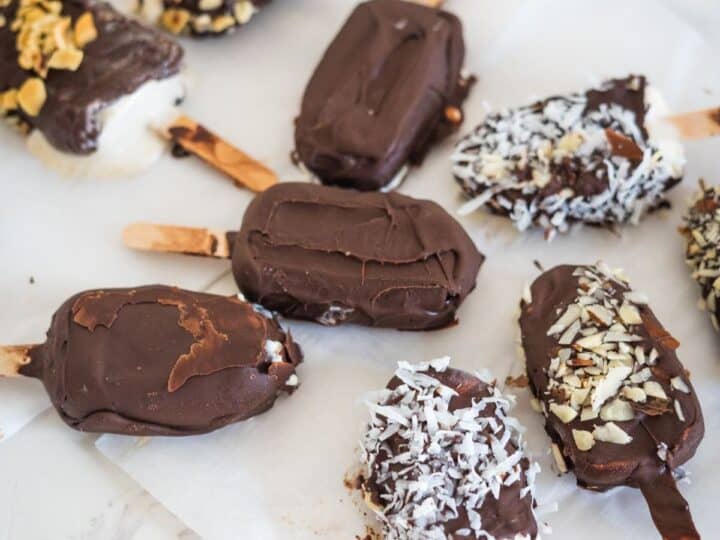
[199, 0, 223, 10]
[572, 429, 595, 452]
[211, 14, 235, 33]
[233, 0, 254, 24]
[73, 11, 97, 48]
[17, 77, 46, 117]
[532, 262, 686, 446]
[161, 8, 191, 34]
[47, 47, 83, 71]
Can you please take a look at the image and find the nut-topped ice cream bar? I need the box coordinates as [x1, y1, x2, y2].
[519, 263, 703, 538]
[683, 182, 720, 333]
[0, 0, 185, 176]
[11, 285, 302, 436]
[361, 358, 540, 539]
[295, 0, 472, 191]
[453, 76, 685, 239]
[137, 0, 266, 36]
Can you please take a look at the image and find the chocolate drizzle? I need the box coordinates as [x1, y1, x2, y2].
[231, 183, 484, 330]
[519, 265, 704, 538]
[23, 285, 302, 436]
[294, 0, 471, 191]
[0, 0, 183, 154]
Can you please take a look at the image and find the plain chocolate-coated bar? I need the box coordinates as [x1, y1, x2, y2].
[21, 285, 302, 436]
[519, 263, 703, 539]
[295, 0, 471, 191]
[231, 182, 484, 330]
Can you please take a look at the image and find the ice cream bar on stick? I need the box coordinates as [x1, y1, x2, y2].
[294, 0, 471, 191]
[681, 180, 720, 333]
[0, 285, 302, 436]
[124, 182, 484, 330]
[453, 76, 691, 240]
[137, 0, 268, 37]
[0, 0, 276, 191]
[360, 358, 540, 539]
[519, 262, 704, 539]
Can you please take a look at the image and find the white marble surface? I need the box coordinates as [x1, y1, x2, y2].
[1, 0, 720, 539]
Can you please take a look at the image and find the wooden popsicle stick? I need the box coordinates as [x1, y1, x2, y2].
[123, 222, 233, 259]
[164, 115, 278, 193]
[664, 107, 720, 140]
[0, 345, 34, 377]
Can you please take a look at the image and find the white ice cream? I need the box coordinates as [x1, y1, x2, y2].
[26, 74, 185, 178]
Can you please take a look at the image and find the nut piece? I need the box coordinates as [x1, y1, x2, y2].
[233, 0, 254, 24]
[48, 48, 83, 71]
[618, 302, 642, 325]
[17, 78, 47, 117]
[572, 429, 595, 452]
[551, 443, 568, 474]
[549, 403, 578, 424]
[671, 376, 690, 394]
[199, 0, 223, 10]
[74, 12, 98, 48]
[211, 14, 235, 32]
[622, 386, 647, 403]
[643, 381, 668, 401]
[0, 89, 18, 113]
[600, 399, 635, 421]
[161, 8, 191, 34]
[593, 422, 633, 445]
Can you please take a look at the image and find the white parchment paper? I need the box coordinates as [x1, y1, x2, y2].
[69, 0, 720, 537]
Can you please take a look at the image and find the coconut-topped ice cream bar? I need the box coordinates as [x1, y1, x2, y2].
[453, 76, 686, 240]
[519, 262, 703, 538]
[360, 358, 540, 539]
[0, 0, 187, 177]
[136, 0, 266, 37]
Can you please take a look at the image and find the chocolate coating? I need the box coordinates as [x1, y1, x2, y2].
[520, 265, 703, 538]
[0, 0, 183, 154]
[22, 286, 302, 436]
[231, 182, 484, 330]
[362, 363, 538, 539]
[295, 0, 470, 191]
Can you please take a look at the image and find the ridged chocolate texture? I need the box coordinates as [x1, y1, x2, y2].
[519, 265, 703, 539]
[363, 365, 538, 539]
[0, 0, 183, 154]
[21, 286, 302, 436]
[294, 0, 469, 191]
[231, 183, 484, 330]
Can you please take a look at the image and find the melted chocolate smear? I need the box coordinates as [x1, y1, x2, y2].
[640, 471, 700, 540]
[294, 0, 470, 191]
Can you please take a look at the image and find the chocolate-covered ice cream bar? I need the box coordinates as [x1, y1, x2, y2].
[519, 263, 703, 538]
[361, 358, 539, 539]
[453, 76, 686, 239]
[294, 0, 472, 191]
[0, 0, 186, 176]
[124, 183, 484, 330]
[683, 181, 720, 333]
[233, 183, 484, 329]
[137, 0, 267, 37]
[1, 285, 302, 436]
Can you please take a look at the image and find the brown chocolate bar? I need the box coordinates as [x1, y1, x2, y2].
[295, 0, 471, 191]
[18, 285, 302, 436]
[231, 182, 484, 330]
